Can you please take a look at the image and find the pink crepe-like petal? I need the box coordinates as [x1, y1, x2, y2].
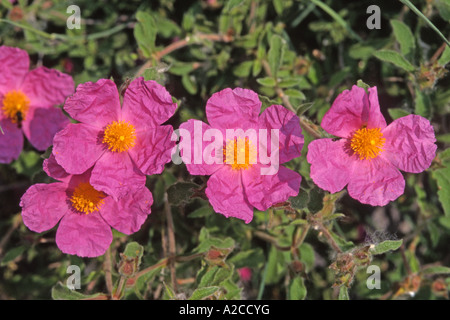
[242, 165, 301, 211]
[382, 114, 437, 173]
[307, 138, 354, 194]
[347, 157, 405, 206]
[206, 88, 261, 130]
[43, 154, 71, 183]
[55, 212, 112, 258]
[20, 182, 70, 233]
[128, 125, 175, 175]
[121, 77, 177, 128]
[205, 166, 254, 223]
[20, 67, 74, 108]
[22, 107, 70, 151]
[0, 119, 23, 164]
[100, 187, 153, 235]
[0, 46, 29, 93]
[178, 119, 224, 176]
[90, 150, 146, 200]
[63, 79, 121, 129]
[53, 123, 105, 174]
[321, 85, 387, 138]
[258, 104, 304, 164]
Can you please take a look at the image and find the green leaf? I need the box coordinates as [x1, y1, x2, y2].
[373, 50, 416, 72]
[167, 182, 200, 206]
[257, 77, 277, 87]
[370, 239, 403, 255]
[289, 277, 307, 300]
[435, 0, 450, 21]
[188, 206, 213, 218]
[299, 243, 315, 272]
[188, 286, 220, 300]
[51, 282, 104, 300]
[134, 11, 157, 58]
[1, 246, 26, 266]
[233, 60, 253, 77]
[338, 286, 350, 300]
[390, 20, 415, 58]
[421, 266, 450, 275]
[388, 108, 411, 120]
[11, 150, 42, 178]
[284, 89, 306, 100]
[267, 34, 286, 77]
[289, 191, 309, 210]
[438, 45, 450, 66]
[356, 79, 370, 91]
[181, 74, 198, 95]
[414, 88, 432, 118]
[432, 150, 450, 217]
[164, 282, 176, 299]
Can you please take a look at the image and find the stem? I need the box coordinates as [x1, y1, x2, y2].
[112, 276, 126, 300]
[103, 246, 113, 296]
[316, 221, 342, 253]
[164, 194, 177, 292]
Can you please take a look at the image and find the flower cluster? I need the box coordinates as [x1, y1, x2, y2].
[1, 45, 435, 258]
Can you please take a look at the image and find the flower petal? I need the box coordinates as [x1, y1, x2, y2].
[205, 166, 254, 223]
[242, 165, 301, 211]
[63, 79, 121, 129]
[43, 153, 71, 183]
[22, 107, 70, 151]
[347, 157, 405, 206]
[0, 118, 23, 164]
[128, 125, 175, 175]
[307, 138, 354, 194]
[0, 46, 29, 93]
[100, 187, 153, 235]
[321, 85, 386, 138]
[20, 67, 74, 108]
[258, 104, 304, 164]
[121, 77, 177, 128]
[20, 182, 70, 233]
[53, 123, 105, 174]
[206, 87, 261, 130]
[55, 212, 112, 257]
[90, 150, 146, 200]
[382, 114, 437, 173]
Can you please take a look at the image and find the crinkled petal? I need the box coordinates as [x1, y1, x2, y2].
[128, 125, 175, 175]
[205, 166, 254, 223]
[22, 107, 70, 151]
[321, 85, 386, 138]
[382, 114, 437, 173]
[0, 46, 29, 93]
[53, 123, 105, 174]
[0, 119, 23, 164]
[90, 150, 146, 200]
[242, 165, 301, 211]
[206, 88, 261, 130]
[20, 182, 70, 233]
[121, 77, 177, 128]
[43, 153, 71, 183]
[63, 79, 121, 129]
[55, 212, 112, 258]
[177, 119, 224, 176]
[258, 104, 304, 164]
[307, 138, 354, 194]
[20, 67, 74, 108]
[347, 157, 405, 206]
[100, 187, 153, 235]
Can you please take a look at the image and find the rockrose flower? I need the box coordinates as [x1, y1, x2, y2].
[20, 154, 153, 257]
[177, 88, 303, 223]
[52, 77, 177, 200]
[0, 46, 74, 163]
[307, 85, 437, 206]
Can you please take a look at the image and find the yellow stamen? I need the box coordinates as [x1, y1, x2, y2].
[70, 182, 106, 214]
[102, 120, 136, 152]
[350, 127, 385, 160]
[2, 90, 30, 123]
[223, 137, 257, 170]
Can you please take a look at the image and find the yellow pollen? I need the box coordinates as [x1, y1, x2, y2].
[70, 182, 106, 214]
[223, 137, 257, 170]
[102, 120, 136, 152]
[350, 127, 385, 160]
[2, 90, 30, 123]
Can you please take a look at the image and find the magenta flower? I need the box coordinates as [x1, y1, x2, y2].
[20, 154, 153, 257]
[0, 46, 74, 163]
[307, 85, 437, 206]
[178, 88, 303, 223]
[52, 77, 177, 200]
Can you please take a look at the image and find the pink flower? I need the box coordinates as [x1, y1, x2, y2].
[52, 77, 177, 200]
[307, 85, 437, 206]
[0, 46, 74, 163]
[20, 154, 153, 257]
[238, 267, 252, 282]
[178, 88, 303, 223]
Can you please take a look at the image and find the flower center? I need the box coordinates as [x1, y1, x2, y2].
[70, 182, 106, 214]
[350, 127, 385, 160]
[2, 90, 30, 124]
[102, 120, 136, 152]
[223, 137, 256, 170]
